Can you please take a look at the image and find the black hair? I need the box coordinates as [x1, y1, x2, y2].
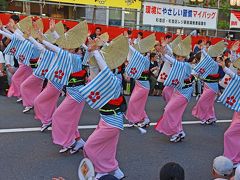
[160, 162, 185, 180]
[63, 24, 70, 31]
[138, 32, 143, 37]
[206, 41, 211, 46]
[165, 35, 172, 39]
[99, 174, 118, 180]
[150, 52, 156, 59]
[10, 15, 20, 23]
[197, 40, 203, 45]
[95, 27, 102, 31]
[127, 30, 132, 35]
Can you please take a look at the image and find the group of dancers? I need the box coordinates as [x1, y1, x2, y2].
[0, 15, 239, 179]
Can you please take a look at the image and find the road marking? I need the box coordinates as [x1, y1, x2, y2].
[0, 119, 232, 134]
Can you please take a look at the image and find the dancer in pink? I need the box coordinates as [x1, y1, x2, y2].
[79, 36, 128, 179]
[20, 21, 61, 113]
[125, 42, 153, 128]
[0, 22, 33, 102]
[155, 38, 193, 143]
[219, 59, 240, 167]
[192, 41, 226, 125]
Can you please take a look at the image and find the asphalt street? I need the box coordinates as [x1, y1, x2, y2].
[0, 95, 234, 180]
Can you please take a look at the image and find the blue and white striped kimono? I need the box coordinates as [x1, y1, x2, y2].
[34, 50, 56, 80]
[164, 58, 193, 102]
[3, 34, 23, 56]
[219, 74, 240, 112]
[66, 54, 85, 103]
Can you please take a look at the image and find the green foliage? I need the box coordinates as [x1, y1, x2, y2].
[218, 20, 230, 29]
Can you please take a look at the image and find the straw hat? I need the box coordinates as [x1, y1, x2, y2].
[31, 18, 44, 39]
[89, 32, 109, 47]
[233, 58, 240, 69]
[171, 35, 182, 49]
[90, 35, 129, 70]
[207, 40, 225, 58]
[56, 21, 88, 49]
[172, 37, 191, 57]
[231, 41, 239, 51]
[44, 21, 65, 43]
[16, 16, 32, 33]
[182, 35, 192, 51]
[133, 34, 156, 53]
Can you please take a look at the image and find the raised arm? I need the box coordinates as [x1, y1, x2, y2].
[163, 54, 176, 64]
[223, 67, 235, 78]
[2, 27, 12, 35]
[0, 29, 12, 39]
[42, 40, 60, 53]
[29, 36, 45, 52]
[93, 50, 107, 71]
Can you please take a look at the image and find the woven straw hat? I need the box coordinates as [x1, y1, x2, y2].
[171, 35, 182, 49]
[90, 35, 129, 70]
[182, 35, 192, 51]
[172, 37, 191, 57]
[31, 18, 44, 39]
[16, 16, 32, 33]
[56, 21, 88, 49]
[207, 40, 225, 58]
[133, 33, 156, 53]
[231, 41, 239, 51]
[233, 58, 240, 69]
[44, 21, 65, 43]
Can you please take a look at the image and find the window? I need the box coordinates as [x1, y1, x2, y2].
[109, 8, 121, 26]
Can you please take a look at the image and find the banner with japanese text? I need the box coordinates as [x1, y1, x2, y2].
[230, 11, 240, 29]
[47, 0, 141, 9]
[143, 2, 218, 30]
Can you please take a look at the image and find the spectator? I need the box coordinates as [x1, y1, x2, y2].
[165, 34, 172, 44]
[149, 52, 159, 95]
[133, 31, 143, 44]
[90, 27, 102, 40]
[193, 40, 203, 54]
[123, 29, 133, 44]
[205, 40, 212, 51]
[160, 162, 185, 180]
[212, 156, 234, 180]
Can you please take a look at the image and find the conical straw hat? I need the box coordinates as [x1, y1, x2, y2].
[231, 41, 239, 51]
[233, 58, 240, 69]
[44, 21, 65, 43]
[133, 33, 156, 53]
[31, 18, 44, 39]
[16, 16, 32, 33]
[208, 40, 225, 58]
[171, 35, 182, 49]
[94, 32, 109, 46]
[56, 21, 88, 49]
[172, 38, 191, 57]
[182, 35, 192, 51]
[89, 35, 129, 70]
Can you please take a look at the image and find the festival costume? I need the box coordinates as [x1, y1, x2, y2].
[192, 47, 225, 124]
[219, 65, 240, 165]
[155, 55, 193, 142]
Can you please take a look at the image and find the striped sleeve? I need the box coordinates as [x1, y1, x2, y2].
[45, 49, 73, 86]
[164, 60, 185, 89]
[194, 52, 217, 78]
[79, 67, 121, 109]
[15, 40, 35, 65]
[34, 50, 56, 79]
[126, 50, 149, 79]
[218, 74, 240, 112]
[3, 34, 23, 56]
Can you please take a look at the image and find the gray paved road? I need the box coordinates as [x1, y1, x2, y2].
[0, 95, 234, 180]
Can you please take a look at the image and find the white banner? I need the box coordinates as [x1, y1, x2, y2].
[143, 2, 218, 30]
[230, 11, 240, 29]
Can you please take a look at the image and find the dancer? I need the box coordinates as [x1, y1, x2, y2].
[125, 34, 156, 128]
[20, 20, 63, 113]
[192, 41, 226, 125]
[80, 35, 128, 179]
[219, 58, 240, 167]
[155, 37, 193, 143]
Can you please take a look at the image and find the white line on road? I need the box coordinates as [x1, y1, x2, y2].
[0, 119, 232, 134]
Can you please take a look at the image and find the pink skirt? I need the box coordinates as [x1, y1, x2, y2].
[34, 82, 60, 125]
[224, 111, 240, 164]
[20, 75, 44, 107]
[192, 84, 217, 122]
[155, 91, 187, 136]
[52, 94, 85, 147]
[7, 64, 32, 98]
[125, 81, 149, 123]
[162, 86, 174, 103]
[84, 119, 120, 173]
